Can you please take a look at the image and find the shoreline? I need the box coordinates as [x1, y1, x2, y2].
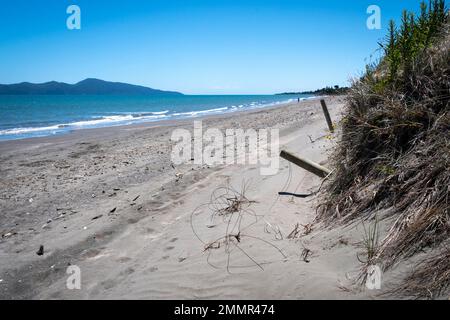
[0, 95, 319, 144]
[0, 97, 326, 153]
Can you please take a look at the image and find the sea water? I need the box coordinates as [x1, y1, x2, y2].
[0, 94, 313, 141]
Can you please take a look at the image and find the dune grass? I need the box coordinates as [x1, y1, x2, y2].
[318, 0, 449, 298]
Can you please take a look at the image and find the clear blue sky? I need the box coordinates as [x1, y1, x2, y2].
[0, 0, 424, 94]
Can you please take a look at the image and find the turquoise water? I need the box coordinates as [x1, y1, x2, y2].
[0, 94, 312, 141]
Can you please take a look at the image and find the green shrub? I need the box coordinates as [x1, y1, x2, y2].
[380, 1, 447, 92]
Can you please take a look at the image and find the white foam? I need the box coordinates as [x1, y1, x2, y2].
[150, 110, 169, 115]
[0, 114, 169, 136]
[0, 125, 61, 135]
[172, 107, 229, 117]
[71, 115, 132, 126]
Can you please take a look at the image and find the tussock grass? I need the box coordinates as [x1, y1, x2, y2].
[318, 1, 449, 298]
[357, 217, 381, 284]
[358, 218, 380, 265]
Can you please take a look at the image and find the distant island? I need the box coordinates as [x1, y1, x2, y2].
[277, 85, 349, 96]
[0, 78, 183, 95]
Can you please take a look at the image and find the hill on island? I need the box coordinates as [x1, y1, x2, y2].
[0, 78, 183, 95]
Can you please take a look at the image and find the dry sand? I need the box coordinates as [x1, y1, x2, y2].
[0, 96, 394, 299]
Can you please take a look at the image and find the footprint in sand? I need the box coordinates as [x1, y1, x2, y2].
[100, 279, 117, 290]
[127, 217, 139, 224]
[80, 248, 103, 259]
[117, 257, 132, 263]
[94, 230, 115, 240]
[170, 192, 182, 200]
[173, 200, 185, 206]
[120, 267, 135, 276]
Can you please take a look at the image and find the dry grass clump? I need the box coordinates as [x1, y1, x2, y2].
[318, 1, 449, 297]
[191, 181, 286, 272]
[389, 247, 450, 299]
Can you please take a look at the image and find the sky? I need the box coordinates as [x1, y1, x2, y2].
[0, 0, 426, 94]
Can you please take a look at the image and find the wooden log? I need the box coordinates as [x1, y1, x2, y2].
[320, 99, 334, 133]
[280, 150, 331, 178]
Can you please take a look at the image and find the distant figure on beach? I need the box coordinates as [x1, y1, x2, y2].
[297, 98, 300, 103]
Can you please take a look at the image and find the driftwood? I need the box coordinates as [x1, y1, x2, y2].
[280, 150, 331, 178]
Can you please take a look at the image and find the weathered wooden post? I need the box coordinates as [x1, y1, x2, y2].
[280, 150, 331, 178]
[320, 99, 334, 133]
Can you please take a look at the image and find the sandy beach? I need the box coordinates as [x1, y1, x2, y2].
[0, 96, 388, 299]
[2, 0, 449, 304]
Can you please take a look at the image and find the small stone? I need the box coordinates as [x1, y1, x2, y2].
[36, 245, 44, 256]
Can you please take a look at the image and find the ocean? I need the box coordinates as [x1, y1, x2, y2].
[0, 94, 312, 141]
